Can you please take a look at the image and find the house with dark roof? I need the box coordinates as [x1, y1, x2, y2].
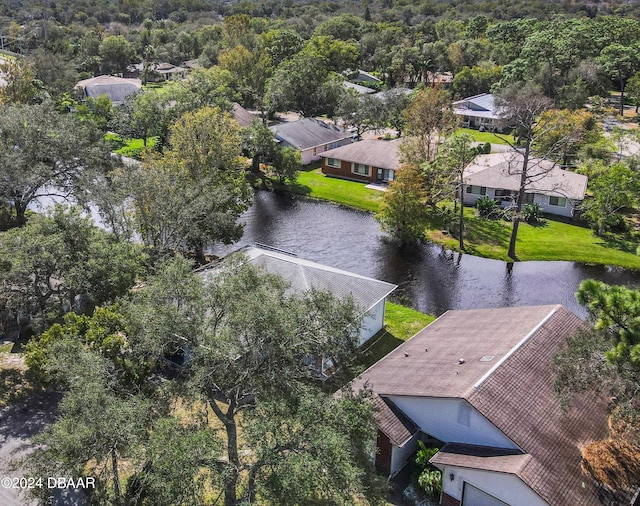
[75, 75, 142, 105]
[453, 93, 511, 133]
[232, 102, 256, 128]
[269, 118, 353, 165]
[348, 305, 609, 506]
[196, 245, 396, 354]
[320, 139, 401, 183]
[463, 153, 588, 218]
[342, 81, 376, 95]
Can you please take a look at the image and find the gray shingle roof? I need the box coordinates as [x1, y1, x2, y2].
[197, 245, 396, 313]
[464, 153, 588, 201]
[453, 93, 504, 120]
[342, 81, 376, 95]
[269, 118, 351, 151]
[320, 139, 401, 171]
[75, 75, 141, 104]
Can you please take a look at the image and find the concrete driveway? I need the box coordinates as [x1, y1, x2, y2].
[0, 391, 61, 506]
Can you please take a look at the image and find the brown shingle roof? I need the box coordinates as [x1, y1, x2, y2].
[431, 443, 531, 474]
[232, 103, 256, 128]
[467, 306, 608, 506]
[372, 395, 418, 446]
[350, 305, 561, 398]
[320, 139, 401, 171]
[349, 305, 610, 506]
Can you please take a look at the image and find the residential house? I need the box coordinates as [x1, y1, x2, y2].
[154, 62, 188, 81]
[343, 80, 376, 95]
[348, 305, 609, 506]
[232, 102, 256, 128]
[268, 118, 353, 165]
[453, 93, 511, 133]
[345, 69, 382, 85]
[372, 87, 413, 104]
[125, 62, 189, 82]
[320, 139, 401, 183]
[196, 245, 397, 351]
[463, 153, 588, 218]
[75, 75, 141, 105]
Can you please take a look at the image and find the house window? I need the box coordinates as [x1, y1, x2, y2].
[312, 147, 317, 156]
[352, 163, 370, 176]
[524, 193, 535, 204]
[327, 158, 340, 168]
[466, 185, 487, 195]
[549, 196, 567, 207]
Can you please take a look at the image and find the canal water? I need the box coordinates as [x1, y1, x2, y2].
[211, 192, 640, 319]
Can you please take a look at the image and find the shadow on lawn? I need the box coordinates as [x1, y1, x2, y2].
[284, 181, 312, 196]
[358, 330, 404, 370]
[465, 217, 510, 248]
[596, 231, 640, 254]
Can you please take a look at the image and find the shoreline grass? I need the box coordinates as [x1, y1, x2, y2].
[287, 170, 640, 270]
[294, 168, 384, 212]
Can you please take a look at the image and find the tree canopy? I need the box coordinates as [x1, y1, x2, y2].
[21, 255, 383, 506]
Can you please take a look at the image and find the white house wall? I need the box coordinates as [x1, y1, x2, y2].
[301, 148, 314, 165]
[463, 189, 577, 218]
[359, 298, 386, 346]
[386, 396, 519, 450]
[439, 465, 548, 506]
[390, 432, 420, 477]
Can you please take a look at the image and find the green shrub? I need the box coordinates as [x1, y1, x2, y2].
[476, 196, 497, 217]
[418, 470, 442, 499]
[523, 203, 543, 224]
[482, 141, 491, 154]
[415, 442, 442, 499]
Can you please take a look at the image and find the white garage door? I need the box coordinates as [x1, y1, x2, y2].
[462, 483, 510, 506]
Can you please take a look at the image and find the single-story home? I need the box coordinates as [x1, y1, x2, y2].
[453, 93, 511, 133]
[232, 102, 256, 128]
[345, 69, 382, 84]
[125, 62, 189, 82]
[196, 245, 397, 373]
[372, 87, 413, 104]
[154, 62, 188, 81]
[463, 153, 588, 218]
[268, 118, 353, 165]
[75, 75, 141, 105]
[343, 80, 376, 95]
[320, 139, 401, 183]
[347, 305, 609, 506]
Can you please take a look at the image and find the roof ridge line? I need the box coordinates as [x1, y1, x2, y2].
[472, 306, 560, 389]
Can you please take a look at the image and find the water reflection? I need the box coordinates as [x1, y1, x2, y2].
[211, 192, 640, 319]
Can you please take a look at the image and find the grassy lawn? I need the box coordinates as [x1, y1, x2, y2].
[288, 170, 640, 269]
[294, 168, 384, 212]
[457, 127, 510, 146]
[426, 207, 640, 269]
[358, 302, 435, 369]
[106, 133, 158, 159]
